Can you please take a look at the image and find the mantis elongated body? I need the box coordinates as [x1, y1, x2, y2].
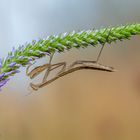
[26, 29, 115, 91]
[26, 55, 115, 91]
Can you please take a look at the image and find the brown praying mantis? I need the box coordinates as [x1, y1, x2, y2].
[26, 29, 115, 92]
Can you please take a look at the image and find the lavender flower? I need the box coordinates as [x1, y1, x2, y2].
[0, 58, 21, 90]
[18, 56, 24, 60]
[0, 79, 9, 91]
[0, 73, 5, 79]
[0, 73, 7, 91]
[12, 47, 16, 56]
[5, 70, 20, 76]
[9, 62, 16, 67]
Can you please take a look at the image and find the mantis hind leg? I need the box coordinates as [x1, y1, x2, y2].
[96, 28, 112, 63]
[68, 29, 112, 69]
[96, 45, 105, 63]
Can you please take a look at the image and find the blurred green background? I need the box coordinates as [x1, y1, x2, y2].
[0, 0, 140, 140]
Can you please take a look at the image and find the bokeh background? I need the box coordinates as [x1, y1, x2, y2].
[0, 0, 140, 139]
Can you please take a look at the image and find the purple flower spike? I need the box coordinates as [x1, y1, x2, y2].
[29, 50, 33, 53]
[18, 56, 24, 60]
[0, 73, 5, 80]
[12, 47, 16, 56]
[5, 71, 13, 76]
[9, 62, 16, 67]
[28, 58, 33, 61]
[13, 70, 20, 73]
[5, 70, 20, 77]
[0, 79, 9, 88]
[0, 79, 10, 91]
